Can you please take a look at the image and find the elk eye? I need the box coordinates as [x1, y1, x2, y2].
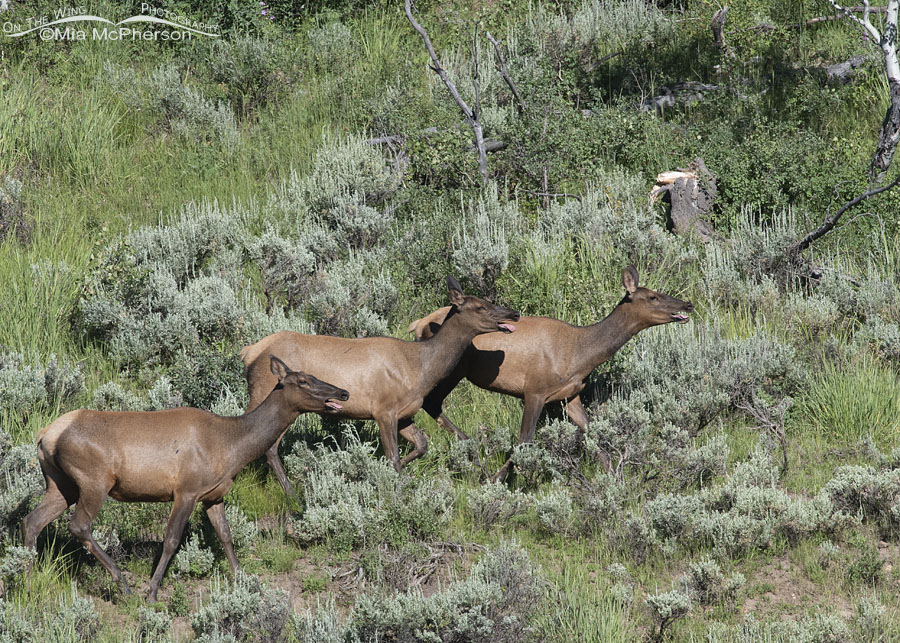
[650, 296, 658, 302]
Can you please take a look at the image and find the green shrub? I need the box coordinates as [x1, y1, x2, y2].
[286, 430, 454, 551]
[0, 174, 29, 243]
[0, 430, 43, 540]
[644, 589, 690, 642]
[137, 606, 173, 643]
[191, 572, 289, 643]
[679, 557, 744, 606]
[467, 482, 531, 531]
[173, 534, 214, 578]
[350, 542, 545, 643]
[0, 351, 83, 419]
[0, 584, 101, 642]
[147, 66, 239, 151]
[207, 36, 285, 115]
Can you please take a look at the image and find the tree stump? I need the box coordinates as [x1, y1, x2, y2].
[650, 158, 717, 242]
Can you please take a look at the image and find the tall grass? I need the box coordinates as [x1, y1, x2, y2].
[795, 354, 900, 446]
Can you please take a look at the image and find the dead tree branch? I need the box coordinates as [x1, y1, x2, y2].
[486, 32, 526, 114]
[791, 0, 900, 254]
[404, 0, 489, 182]
[827, 0, 900, 183]
[711, 6, 735, 59]
[790, 171, 900, 254]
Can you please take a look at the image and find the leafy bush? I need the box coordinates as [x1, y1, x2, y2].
[286, 430, 454, 551]
[451, 193, 516, 297]
[290, 598, 345, 643]
[0, 430, 43, 540]
[533, 483, 575, 536]
[0, 174, 29, 243]
[644, 589, 690, 642]
[207, 36, 285, 115]
[147, 66, 239, 151]
[0, 584, 101, 642]
[173, 534, 215, 578]
[706, 613, 853, 642]
[137, 606, 173, 643]
[822, 464, 900, 535]
[467, 482, 531, 531]
[350, 542, 546, 643]
[678, 557, 745, 606]
[634, 450, 835, 557]
[0, 351, 83, 419]
[191, 572, 289, 643]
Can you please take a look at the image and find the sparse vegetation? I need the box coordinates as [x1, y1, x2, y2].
[1, 0, 899, 639]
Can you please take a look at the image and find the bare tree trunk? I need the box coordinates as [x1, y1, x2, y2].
[827, 0, 900, 183]
[790, 1, 900, 255]
[404, 0, 489, 182]
[486, 32, 526, 114]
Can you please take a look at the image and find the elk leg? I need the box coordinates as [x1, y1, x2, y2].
[422, 377, 469, 440]
[23, 470, 77, 551]
[436, 413, 471, 440]
[399, 419, 429, 467]
[205, 500, 239, 573]
[494, 394, 546, 483]
[265, 431, 296, 498]
[565, 396, 610, 472]
[147, 495, 196, 601]
[565, 396, 589, 431]
[375, 415, 402, 472]
[68, 487, 130, 594]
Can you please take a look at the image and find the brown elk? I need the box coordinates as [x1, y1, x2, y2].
[22, 356, 348, 600]
[409, 266, 693, 480]
[240, 277, 519, 494]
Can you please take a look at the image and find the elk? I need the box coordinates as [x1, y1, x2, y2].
[240, 277, 519, 494]
[22, 356, 349, 600]
[409, 266, 693, 480]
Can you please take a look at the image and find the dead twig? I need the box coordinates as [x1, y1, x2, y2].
[486, 32, 526, 114]
[404, 0, 489, 181]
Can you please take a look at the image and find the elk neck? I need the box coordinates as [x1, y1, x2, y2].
[228, 385, 302, 467]
[573, 298, 646, 375]
[416, 309, 481, 388]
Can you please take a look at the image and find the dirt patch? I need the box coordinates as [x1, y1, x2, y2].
[742, 556, 852, 621]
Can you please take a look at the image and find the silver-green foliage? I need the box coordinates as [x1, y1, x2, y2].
[467, 482, 531, 531]
[286, 431, 454, 551]
[350, 542, 545, 643]
[148, 66, 239, 150]
[137, 606, 173, 643]
[636, 450, 836, 557]
[0, 351, 83, 418]
[706, 614, 852, 642]
[644, 588, 690, 641]
[0, 430, 43, 539]
[584, 323, 800, 489]
[0, 584, 100, 642]
[678, 557, 744, 606]
[191, 572, 289, 643]
[822, 463, 900, 533]
[173, 534, 215, 578]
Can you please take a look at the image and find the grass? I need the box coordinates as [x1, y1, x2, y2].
[795, 354, 900, 447]
[3, 1, 900, 641]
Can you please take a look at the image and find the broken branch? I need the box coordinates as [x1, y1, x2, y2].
[486, 32, 526, 114]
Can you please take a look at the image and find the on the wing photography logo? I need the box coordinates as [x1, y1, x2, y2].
[2, 3, 219, 41]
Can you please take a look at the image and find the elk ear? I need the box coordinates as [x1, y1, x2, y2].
[446, 276, 465, 306]
[622, 266, 639, 294]
[269, 355, 290, 381]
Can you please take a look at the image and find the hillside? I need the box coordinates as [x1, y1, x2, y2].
[1, 0, 899, 640]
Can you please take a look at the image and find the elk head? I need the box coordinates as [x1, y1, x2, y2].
[621, 266, 693, 329]
[269, 355, 349, 413]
